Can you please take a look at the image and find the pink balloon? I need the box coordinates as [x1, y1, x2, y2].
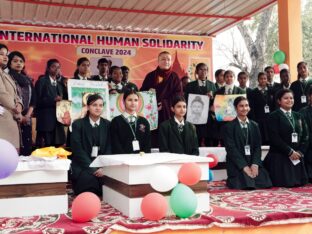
[207, 154, 218, 168]
[72, 192, 101, 222]
[0, 139, 19, 179]
[141, 193, 168, 221]
[178, 163, 202, 186]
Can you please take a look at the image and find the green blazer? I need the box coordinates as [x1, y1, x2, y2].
[267, 109, 308, 156]
[71, 116, 111, 178]
[159, 118, 199, 155]
[110, 115, 151, 154]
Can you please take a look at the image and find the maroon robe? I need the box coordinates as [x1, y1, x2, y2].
[141, 67, 182, 124]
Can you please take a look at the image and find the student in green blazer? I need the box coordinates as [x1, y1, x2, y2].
[110, 89, 151, 154]
[184, 63, 217, 146]
[299, 86, 312, 181]
[159, 96, 199, 155]
[71, 94, 111, 197]
[264, 89, 309, 187]
[223, 96, 272, 189]
[214, 70, 245, 146]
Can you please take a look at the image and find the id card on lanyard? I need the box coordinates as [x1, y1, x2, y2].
[123, 115, 140, 151]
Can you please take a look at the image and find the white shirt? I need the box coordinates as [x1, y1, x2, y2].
[49, 76, 57, 86]
[225, 84, 234, 94]
[280, 108, 292, 116]
[257, 86, 268, 91]
[237, 117, 249, 128]
[78, 74, 88, 80]
[122, 112, 137, 122]
[174, 116, 185, 126]
[198, 79, 206, 87]
[109, 81, 123, 90]
[89, 117, 100, 127]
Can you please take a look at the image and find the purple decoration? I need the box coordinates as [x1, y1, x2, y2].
[0, 139, 19, 179]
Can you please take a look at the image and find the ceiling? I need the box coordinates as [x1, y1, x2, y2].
[0, 0, 276, 36]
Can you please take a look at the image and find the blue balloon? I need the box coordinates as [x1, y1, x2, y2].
[208, 170, 214, 182]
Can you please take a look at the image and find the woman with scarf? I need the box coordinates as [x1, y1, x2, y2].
[8, 51, 36, 156]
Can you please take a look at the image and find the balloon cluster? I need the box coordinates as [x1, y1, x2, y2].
[141, 162, 203, 221]
[273, 50, 289, 74]
[206, 153, 218, 182]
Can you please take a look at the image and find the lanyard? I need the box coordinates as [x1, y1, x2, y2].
[122, 115, 137, 140]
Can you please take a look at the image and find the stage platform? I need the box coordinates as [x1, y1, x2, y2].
[1, 181, 312, 234]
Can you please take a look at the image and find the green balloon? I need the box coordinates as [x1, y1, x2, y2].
[273, 50, 286, 65]
[170, 183, 197, 218]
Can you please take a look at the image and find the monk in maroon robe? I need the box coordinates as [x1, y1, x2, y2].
[141, 51, 182, 124]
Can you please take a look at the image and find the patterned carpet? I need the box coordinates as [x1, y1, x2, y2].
[2, 182, 312, 234]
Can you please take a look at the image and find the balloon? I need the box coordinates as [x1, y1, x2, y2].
[141, 193, 168, 221]
[273, 50, 286, 65]
[0, 139, 19, 179]
[178, 163, 201, 186]
[207, 154, 218, 168]
[72, 192, 101, 222]
[170, 184, 197, 218]
[208, 170, 214, 182]
[273, 64, 280, 74]
[278, 63, 289, 71]
[150, 165, 178, 192]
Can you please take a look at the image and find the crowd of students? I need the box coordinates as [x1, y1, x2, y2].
[1, 42, 312, 195]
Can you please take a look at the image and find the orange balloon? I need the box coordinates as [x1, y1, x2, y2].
[141, 193, 168, 221]
[207, 154, 218, 168]
[178, 163, 202, 186]
[72, 192, 101, 223]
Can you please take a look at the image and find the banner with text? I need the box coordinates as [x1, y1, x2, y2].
[0, 24, 212, 88]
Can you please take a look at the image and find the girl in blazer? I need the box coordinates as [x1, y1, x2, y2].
[223, 96, 272, 189]
[71, 94, 111, 196]
[110, 89, 151, 154]
[264, 89, 309, 187]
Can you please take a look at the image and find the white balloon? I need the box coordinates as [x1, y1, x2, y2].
[278, 63, 289, 71]
[150, 166, 178, 192]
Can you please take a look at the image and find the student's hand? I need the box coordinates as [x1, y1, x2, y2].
[13, 103, 22, 114]
[207, 91, 213, 99]
[157, 102, 162, 111]
[251, 164, 259, 178]
[55, 96, 62, 102]
[290, 151, 301, 160]
[243, 166, 253, 178]
[209, 105, 215, 112]
[93, 168, 104, 177]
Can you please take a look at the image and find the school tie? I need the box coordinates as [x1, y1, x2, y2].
[227, 88, 232, 95]
[52, 80, 57, 86]
[128, 115, 136, 123]
[285, 111, 292, 120]
[241, 122, 248, 138]
[200, 80, 206, 87]
[178, 124, 184, 134]
[93, 123, 99, 128]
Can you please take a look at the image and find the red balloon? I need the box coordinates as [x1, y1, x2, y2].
[72, 192, 101, 222]
[178, 162, 202, 186]
[141, 193, 168, 221]
[207, 154, 218, 168]
[273, 64, 280, 74]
